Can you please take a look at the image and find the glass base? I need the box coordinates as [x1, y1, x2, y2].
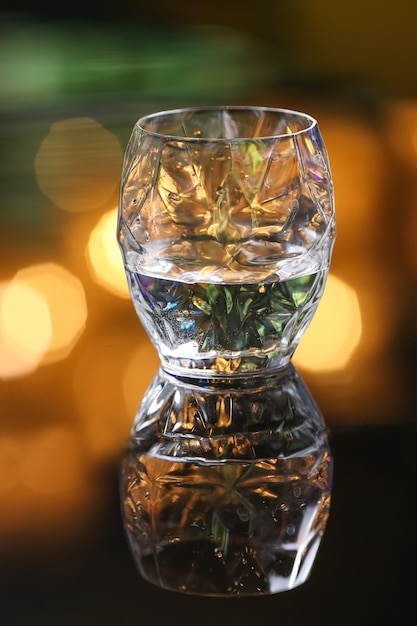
[133, 535, 322, 596]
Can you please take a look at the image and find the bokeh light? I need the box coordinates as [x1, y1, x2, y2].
[86, 207, 130, 298]
[294, 274, 362, 372]
[15, 264, 87, 364]
[0, 279, 52, 379]
[34, 117, 123, 212]
[0, 264, 88, 379]
[319, 113, 384, 254]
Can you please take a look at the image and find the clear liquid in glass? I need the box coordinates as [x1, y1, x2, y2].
[126, 263, 327, 375]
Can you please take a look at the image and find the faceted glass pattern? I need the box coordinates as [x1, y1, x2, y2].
[118, 107, 335, 375]
[117, 107, 335, 596]
[120, 365, 333, 595]
[119, 106, 335, 283]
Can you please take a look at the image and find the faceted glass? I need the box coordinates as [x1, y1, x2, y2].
[117, 106, 335, 596]
[118, 106, 336, 376]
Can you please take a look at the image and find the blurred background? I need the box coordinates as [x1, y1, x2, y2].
[1, 1, 417, 624]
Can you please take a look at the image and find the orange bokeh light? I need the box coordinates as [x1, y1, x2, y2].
[0, 279, 52, 379]
[86, 207, 130, 298]
[294, 274, 362, 372]
[0, 264, 88, 379]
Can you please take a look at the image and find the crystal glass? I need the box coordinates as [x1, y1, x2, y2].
[117, 106, 336, 595]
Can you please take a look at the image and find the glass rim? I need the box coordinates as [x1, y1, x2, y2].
[136, 105, 318, 142]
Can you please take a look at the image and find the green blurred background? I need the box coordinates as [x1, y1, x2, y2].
[1, 0, 417, 593]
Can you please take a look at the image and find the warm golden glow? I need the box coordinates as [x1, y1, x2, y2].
[319, 114, 384, 253]
[0, 280, 52, 379]
[73, 330, 159, 461]
[0, 426, 101, 539]
[122, 340, 161, 418]
[86, 207, 130, 298]
[384, 99, 417, 168]
[383, 101, 417, 277]
[407, 190, 417, 275]
[73, 332, 136, 461]
[20, 426, 85, 494]
[294, 274, 362, 372]
[14, 263, 88, 364]
[34, 117, 123, 212]
[0, 264, 87, 378]
[0, 436, 20, 493]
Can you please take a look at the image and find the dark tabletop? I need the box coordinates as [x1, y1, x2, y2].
[1, 422, 415, 626]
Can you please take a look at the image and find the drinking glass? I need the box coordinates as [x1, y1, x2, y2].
[117, 106, 336, 595]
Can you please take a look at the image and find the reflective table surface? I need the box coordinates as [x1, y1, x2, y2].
[1, 423, 415, 626]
